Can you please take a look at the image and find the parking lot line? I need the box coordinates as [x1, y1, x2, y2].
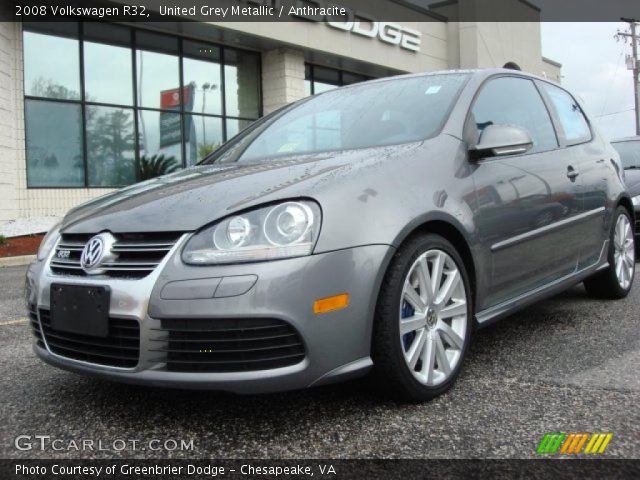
[0, 318, 28, 326]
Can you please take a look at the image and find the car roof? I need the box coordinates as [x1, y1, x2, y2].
[611, 136, 640, 143]
[328, 68, 561, 96]
[373, 67, 554, 83]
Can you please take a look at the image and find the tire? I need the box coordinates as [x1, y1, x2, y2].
[372, 233, 472, 402]
[584, 206, 636, 299]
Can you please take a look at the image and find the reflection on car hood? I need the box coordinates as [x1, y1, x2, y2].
[625, 169, 640, 197]
[61, 145, 419, 234]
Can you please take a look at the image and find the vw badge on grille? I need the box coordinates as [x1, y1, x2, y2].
[80, 236, 105, 271]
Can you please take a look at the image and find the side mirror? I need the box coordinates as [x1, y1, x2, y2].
[468, 124, 533, 161]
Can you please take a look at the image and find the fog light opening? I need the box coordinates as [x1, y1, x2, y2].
[313, 293, 350, 315]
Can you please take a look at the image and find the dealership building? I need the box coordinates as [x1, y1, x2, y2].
[0, 0, 561, 224]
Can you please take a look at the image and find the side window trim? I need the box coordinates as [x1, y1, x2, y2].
[535, 79, 594, 148]
[463, 74, 560, 158]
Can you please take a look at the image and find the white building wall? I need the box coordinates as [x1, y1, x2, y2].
[261, 48, 305, 115]
[0, 22, 115, 224]
[0, 22, 23, 224]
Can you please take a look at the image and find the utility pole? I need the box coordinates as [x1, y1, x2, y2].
[616, 18, 640, 136]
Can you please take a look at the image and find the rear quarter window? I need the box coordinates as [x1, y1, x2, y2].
[541, 83, 592, 145]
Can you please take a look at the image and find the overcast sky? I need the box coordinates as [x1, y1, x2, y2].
[541, 22, 637, 140]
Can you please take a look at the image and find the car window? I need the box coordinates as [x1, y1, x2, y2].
[471, 76, 558, 154]
[229, 73, 469, 162]
[612, 140, 640, 169]
[540, 82, 592, 145]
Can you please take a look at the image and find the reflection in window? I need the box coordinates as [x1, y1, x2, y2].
[24, 32, 80, 100]
[86, 106, 136, 186]
[224, 49, 260, 119]
[138, 109, 182, 172]
[25, 100, 84, 187]
[136, 50, 180, 109]
[84, 41, 133, 105]
[184, 114, 224, 165]
[23, 25, 262, 188]
[238, 74, 468, 162]
[183, 57, 223, 115]
[471, 77, 558, 153]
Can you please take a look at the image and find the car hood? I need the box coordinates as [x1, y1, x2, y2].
[61, 146, 419, 234]
[625, 169, 640, 197]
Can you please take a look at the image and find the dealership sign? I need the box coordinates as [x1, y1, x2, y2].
[243, 0, 422, 52]
[325, 20, 421, 52]
[159, 85, 194, 148]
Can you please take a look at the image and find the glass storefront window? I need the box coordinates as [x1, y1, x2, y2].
[184, 114, 224, 165]
[138, 109, 183, 173]
[305, 64, 372, 96]
[226, 118, 254, 141]
[136, 49, 180, 110]
[86, 106, 136, 186]
[183, 56, 223, 116]
[84, 41, 133, 105]
[23, 32, 81, 100]
[23, 24, 261, 187]
[25, 100, 84, 187]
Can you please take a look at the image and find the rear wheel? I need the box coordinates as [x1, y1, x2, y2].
[584, 206, 635, 299]
[372, 234, 472, 402]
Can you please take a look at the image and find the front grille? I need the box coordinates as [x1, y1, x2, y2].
[153, 318, 306, 373]
[50, 232, 183, 279]
[28, 304, 45, 349]
[39, 309, 140, 368]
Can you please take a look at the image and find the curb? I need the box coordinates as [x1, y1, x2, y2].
[0, 255, 35, 268]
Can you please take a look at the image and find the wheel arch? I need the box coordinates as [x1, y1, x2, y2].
[618, 194, 635, 223]
[390, 215, 478, 308]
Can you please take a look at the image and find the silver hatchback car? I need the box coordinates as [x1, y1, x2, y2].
[27, 69, 634, 401]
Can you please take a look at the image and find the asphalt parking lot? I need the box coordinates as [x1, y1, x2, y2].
[0, 264, 639, 459]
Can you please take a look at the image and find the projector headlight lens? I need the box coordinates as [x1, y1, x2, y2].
[183, 200, 321, 265]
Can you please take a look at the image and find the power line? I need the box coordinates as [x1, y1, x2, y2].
[599, 47, 625, 118]
[596, 107, 635, 118]
[615, 18, 640, 135]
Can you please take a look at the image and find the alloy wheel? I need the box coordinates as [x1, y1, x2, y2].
[399, 249, 468, 386]
[613, 214, 635, 290]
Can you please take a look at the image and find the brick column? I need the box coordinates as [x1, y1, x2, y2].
[0, 20, 24, 224]
[261, 48, 305, 115]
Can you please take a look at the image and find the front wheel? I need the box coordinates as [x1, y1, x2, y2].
[584, 206, 635, 299]
[372, 234, 472, 402]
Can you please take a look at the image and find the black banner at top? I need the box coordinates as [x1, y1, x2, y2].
[3, 0, 640, 23]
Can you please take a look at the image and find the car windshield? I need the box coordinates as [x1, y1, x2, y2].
[612, 140, 640, 169]
[201, 73, 469, 164]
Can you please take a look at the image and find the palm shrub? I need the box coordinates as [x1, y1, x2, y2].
[138, 154, 179, 181]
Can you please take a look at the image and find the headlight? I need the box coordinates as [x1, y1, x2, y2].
[632, 195, 640, 206]
[37, 221, 62, 261]
[182, 200, 321, 265]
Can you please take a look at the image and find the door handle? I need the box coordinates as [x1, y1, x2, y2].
[567, 166, 580, 180]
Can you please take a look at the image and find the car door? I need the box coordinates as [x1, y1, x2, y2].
[469, 75, 584, 308]
[537, 81, 608, 269]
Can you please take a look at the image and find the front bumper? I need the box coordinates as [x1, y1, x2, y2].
[27, 242, 392, 393]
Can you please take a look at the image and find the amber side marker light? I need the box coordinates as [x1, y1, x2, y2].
[313, 293, 350, 314]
